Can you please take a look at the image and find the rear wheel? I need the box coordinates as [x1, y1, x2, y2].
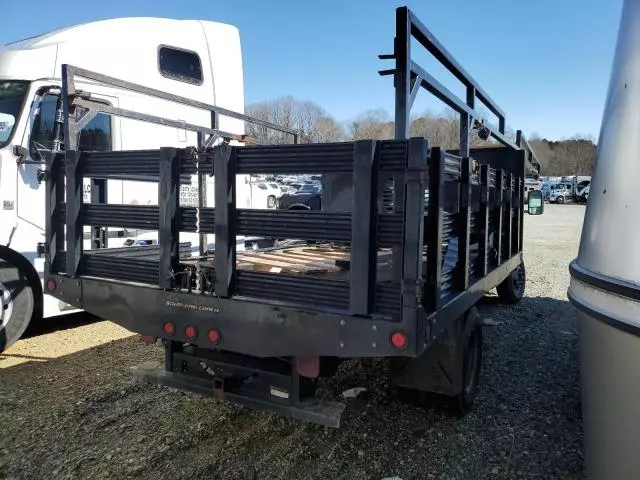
[556, 195, 565, 204]
[453, 310, 482, 414]
[392, 307, 482, 416]
[496, 261, 526, 304]
[267, 195, 277, 208]
[0, 259, 35, 353]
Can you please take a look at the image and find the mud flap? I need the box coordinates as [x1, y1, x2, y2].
[391, 307, 480, 397]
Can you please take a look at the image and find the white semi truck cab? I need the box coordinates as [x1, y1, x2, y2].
[0, 18, 294, 352]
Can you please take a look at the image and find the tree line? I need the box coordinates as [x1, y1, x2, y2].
[529, 136, 596, 176]
[246, 96, 596, 176]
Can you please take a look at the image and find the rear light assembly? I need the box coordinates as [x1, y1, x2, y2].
[162, 321, 175, 336]
[208, 328, 221, 345]
[390, 331, 408, 350]
[46, 279, 56, 293]
[162, 322, 219, 345]
[184, 325, 198, 342]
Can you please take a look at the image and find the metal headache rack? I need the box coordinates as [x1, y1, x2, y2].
[43, 6, 534, 426]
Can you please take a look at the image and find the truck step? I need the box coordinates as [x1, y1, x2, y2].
[130, 360, 346, 428]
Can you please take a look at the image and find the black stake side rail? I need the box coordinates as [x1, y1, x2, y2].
[56, 143, 524, 307]
[56, 140, 418, 322]
[49, 139, 524, 358]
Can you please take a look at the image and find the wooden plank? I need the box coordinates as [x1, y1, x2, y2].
[300, 250, 349, 259]
[279, 250, 342, 262]
[236, 256, 328, 274]
[240, 251, 332, 267]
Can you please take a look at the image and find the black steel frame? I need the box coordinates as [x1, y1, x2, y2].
[381, 6, 538, 172]
[43, 7, 530, 424]
[46, 128, 523, 360]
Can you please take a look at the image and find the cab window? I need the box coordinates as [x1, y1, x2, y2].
[29, 94, 112, 160]
[158, 46, 203, 85]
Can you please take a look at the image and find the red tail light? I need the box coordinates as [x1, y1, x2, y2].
[185, 325, 198, 341]
[208, 328, 221, 344]
[46, 279, 56, 293]
[162, 321, 175, 336]
[391, 331, 408, 350]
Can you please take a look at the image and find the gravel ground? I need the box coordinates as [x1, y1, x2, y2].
[0, 204, 585, 480]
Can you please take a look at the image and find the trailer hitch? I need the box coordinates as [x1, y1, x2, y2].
[198, 360, 257, 397]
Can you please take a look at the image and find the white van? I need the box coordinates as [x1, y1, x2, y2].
[0, 18, 288, 351]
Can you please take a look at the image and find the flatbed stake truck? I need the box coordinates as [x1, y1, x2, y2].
[42, 7, 541, 427]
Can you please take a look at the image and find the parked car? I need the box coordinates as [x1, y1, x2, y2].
[251, 181, 282, 208]
[279, 184, 297, 194]
[277, 183, 322, 210]
[549, 186, 572, 204]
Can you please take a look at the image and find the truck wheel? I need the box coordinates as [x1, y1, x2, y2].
[267, 195, 277, 208]
[496, 261, 526, 304]
[452, 308, 482, 414]
[391, 307, 482, 416]
[0, 259, 35, 353]
[556, 195, 565, 204]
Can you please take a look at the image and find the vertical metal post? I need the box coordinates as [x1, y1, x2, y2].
[426, 148, 444, 311]
[197, 131, 206, 258]
[515, 176, 522, 253]
[65, 151, 83, 276]
[158, 147, 180, 289]
[392, 8, 412, 285]
[401, 138, 428, 321]
[457, 157, 472, 290]
[47, 69, 74, 273]
[214, 143, 236, 297]
[46, 154, 64, 273]
[349, 140, 378, 315]
[506, 173, 513, 259]
[90, 180, 108, 249]
[460, 86, 475, 158]
[197, 111, 217, 257]
[480, 164, 490, 276]
[394, 7, 411, 140]
[164, 340, 183, 372]
[495, 169, 504, 265]
[519, 176, 525, 253]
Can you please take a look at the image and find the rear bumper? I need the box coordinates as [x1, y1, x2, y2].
[46, 252, 523, 359]
[46, 273, 425, 358]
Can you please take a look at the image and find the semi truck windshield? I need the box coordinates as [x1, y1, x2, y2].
[0, 80, 29, 147]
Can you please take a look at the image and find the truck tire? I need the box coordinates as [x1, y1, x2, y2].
[556, 195, 565, 204]
[0, 258, 36, 353]
[267, 195, 277, 208]
[391, 307, 482, 416]
[446, 307, 482, 416]
[496, 261, 526, 304]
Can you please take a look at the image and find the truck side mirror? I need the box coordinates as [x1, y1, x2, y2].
[527, 190, 544, 215]
[12, 144, 28, 163]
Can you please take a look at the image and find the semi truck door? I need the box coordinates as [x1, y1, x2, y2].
[16, 91, 117, 231]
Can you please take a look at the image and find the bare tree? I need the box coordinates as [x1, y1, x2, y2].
[245, 96, 344, 144]
[549, 137, 596, 176]
[410, 111, 459, 149]
[350, 109, 394, 140]
[246, 97, 594, 177]
[528, 136, 596, 176]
